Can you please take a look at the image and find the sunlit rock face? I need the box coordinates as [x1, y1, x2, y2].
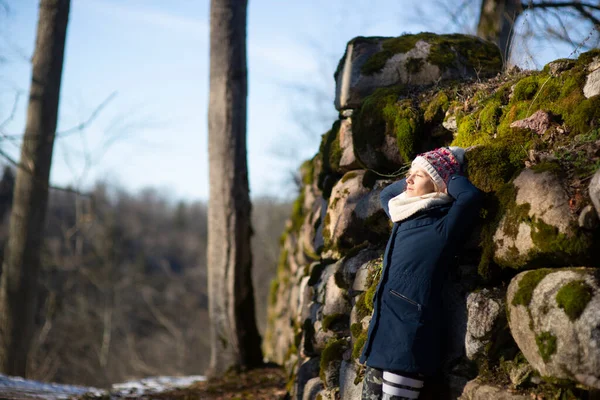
[266, 32, 600, 399]
[507, 268, 600, 389]
[334, 33, 502, 110]
[493, 168, 592, 269]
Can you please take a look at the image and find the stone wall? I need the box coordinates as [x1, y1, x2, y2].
[265, 33, 600, 399]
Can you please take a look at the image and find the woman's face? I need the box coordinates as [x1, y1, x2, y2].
[405, 168, 435, 197]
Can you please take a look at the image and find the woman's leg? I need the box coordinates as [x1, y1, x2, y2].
[362, 367, 424, 399]
[381, 370, 424, 399]
[362, 366, 383, 400]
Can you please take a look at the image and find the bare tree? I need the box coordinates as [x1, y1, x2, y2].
[207, 0, 263, 375]
[448, 0, 600, 65]
[0, 0, 70, 376]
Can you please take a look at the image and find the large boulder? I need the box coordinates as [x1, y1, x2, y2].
[493, 169, 591, 268]
[507, 268, 600, 388]
[322, 171, 390, 256]
[334, 33, 502, 110]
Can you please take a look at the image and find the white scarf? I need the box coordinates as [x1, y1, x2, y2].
[388, 191, 453, 223]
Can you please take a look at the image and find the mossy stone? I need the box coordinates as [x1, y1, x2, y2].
[319, 338, 347, 383]
[535, 331, 557, 363]
[512, 268, 553, 307]
[269, 279, 279, 307]
[352, 86, 420, 173]
[555, 280, 593, 321]
[322, 313, 348, 332]
[352, 332, 367, 360]
[359, 33, 502, 76]
[464, 144, 523, 193]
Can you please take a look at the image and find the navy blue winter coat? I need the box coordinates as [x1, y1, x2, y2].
[359, 175, 482, 376]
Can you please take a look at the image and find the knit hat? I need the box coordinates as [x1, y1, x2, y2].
[411, 147, 465, 190]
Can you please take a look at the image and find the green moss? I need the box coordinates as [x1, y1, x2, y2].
[512, 268, 553, 307]
[340, 171, 358, 183]
[352, 332, 367, 360]
[352, 87, 421, 173]
[575, 48, 600, 67]
[464, 144, 524, 193]
[536, 331, 557, 362]
[289, 189, 305, 233]
[454, 115, 480, 147]
[350, 322, 363, 338]
[556, 280, 593, 321]
[300, 158, 316, 186]
[360, 33, 501, 76]
[501, 202, 530, 239]
[479, 99, 502, 136]
[322, 313, 348, 332]
[269, 279, 279, 306]
[513, 76, 540, 101]
[405, 57, 424, 74]
[387, 99, 421, 162]
[531, 160, 562, 175]
[355, 292, 370, 322]
[319, 338, 347, 383]
[530, 218, 593, 264]
[423, 91, 449, 124]
[364, 284, 377, 314]
[317, 122, 343, 195]
[361, 50, 394, 75]
[564, 96, 600, 136]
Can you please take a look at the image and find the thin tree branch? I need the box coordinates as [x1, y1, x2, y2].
[574, 4, 600, 26]
[0, 147, 90, 196]
[0, 91, 118, 140]
[0, 92, 21, 131]
[56, 91, 118, 137]
[524, 1, 600, 12]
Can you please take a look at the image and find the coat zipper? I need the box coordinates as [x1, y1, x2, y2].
[389, 289, 422, 312]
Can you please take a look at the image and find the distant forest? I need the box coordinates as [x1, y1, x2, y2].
[0, 165, 291, 387]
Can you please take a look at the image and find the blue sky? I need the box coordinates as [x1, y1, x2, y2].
[0, 0, 576, 201]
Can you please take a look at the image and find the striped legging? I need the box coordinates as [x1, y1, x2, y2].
[361, 366, 424, 400]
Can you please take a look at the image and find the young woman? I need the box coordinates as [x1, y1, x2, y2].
[360, 147, 482, 400]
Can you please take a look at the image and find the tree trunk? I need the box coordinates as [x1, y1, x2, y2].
[477, 0, 523, 63]
[207, 0, 263, 375]
[0, 0, 70, 376]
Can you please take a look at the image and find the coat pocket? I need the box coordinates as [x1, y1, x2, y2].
[386, 289, 422, 324]
[389, 290, 422, 312]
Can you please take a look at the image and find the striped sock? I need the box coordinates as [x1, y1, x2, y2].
[381, 371, 423, 399]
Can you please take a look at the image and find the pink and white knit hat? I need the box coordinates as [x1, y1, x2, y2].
[411, 147, 465, 189]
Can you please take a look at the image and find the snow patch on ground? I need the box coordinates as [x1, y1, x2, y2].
[0, 374, 206, 399]
[112, 375, 206, 396]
